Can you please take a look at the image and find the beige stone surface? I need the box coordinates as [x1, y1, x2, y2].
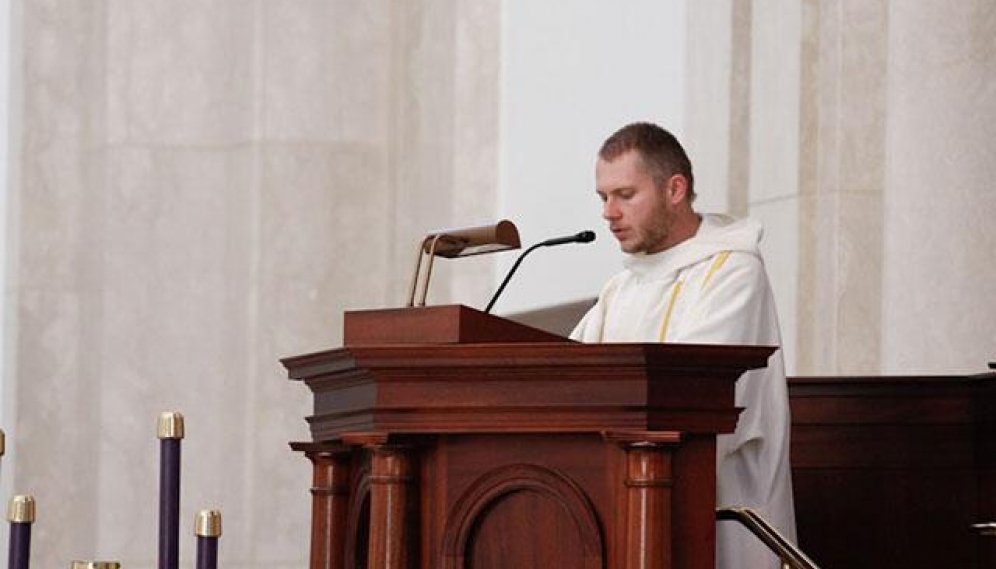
[748, 0, 801, 204]
[9, 0, 500, 567]
[683, 0, 733, 213]
[882, 1, 996, 373]
[15, 289, 101, 558]
[794, 0, 889, 374]
[261, 0, 391, 143]
[106, 0, 257, 146]
[796, 192, 884, 374]
[836, 0, 888, 194]
[751, 197, 800, 374]
[684, 0, 752, 217]
[685, 0, 996, 376]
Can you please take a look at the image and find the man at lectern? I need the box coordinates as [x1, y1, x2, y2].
[571, 122, 796, 569]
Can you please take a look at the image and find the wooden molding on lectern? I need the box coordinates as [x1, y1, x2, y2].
[342, 305, 567, 345]
[285, 305, 773, 569]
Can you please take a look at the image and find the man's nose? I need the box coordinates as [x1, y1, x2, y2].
[602, 199, 620, 220]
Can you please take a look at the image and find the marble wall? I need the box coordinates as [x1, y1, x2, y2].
[687, 0, 996, 376]
[7, 0, 499, 566]
[881, 2, 996, 373]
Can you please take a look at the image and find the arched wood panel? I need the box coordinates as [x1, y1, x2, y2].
[441, 464, 604, 569]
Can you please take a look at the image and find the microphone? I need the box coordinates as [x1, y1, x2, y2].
[537, 230, 596, 247]
[484, 230, 596, 314]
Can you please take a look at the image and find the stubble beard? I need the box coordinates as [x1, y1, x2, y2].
[624, 203, 676, 254]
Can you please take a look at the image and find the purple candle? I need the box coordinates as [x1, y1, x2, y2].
[7, 495, 35, 569]
[195, 510, 222, 569]
[157, 412, 184, 569]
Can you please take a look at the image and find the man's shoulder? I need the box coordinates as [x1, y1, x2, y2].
[700, 249, 769, 290]
[720, 249, 764, 269]
[686, 248, 762, 271]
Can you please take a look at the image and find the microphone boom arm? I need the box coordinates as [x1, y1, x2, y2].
[484, 242, 544, 314]
[484, 230, 595, 314]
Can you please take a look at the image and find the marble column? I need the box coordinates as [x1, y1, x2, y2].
[9, 0, 500, 567]
[881, 1, 996, 373]
[796, 0, 890, 374]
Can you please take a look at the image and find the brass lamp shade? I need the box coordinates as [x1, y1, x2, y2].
[408, 220, 520, 307]
[422, 220, 520, 258]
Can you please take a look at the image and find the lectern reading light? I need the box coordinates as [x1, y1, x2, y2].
[407, 220, 521, 307]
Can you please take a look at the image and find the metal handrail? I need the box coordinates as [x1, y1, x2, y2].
[717, 507, 822, 569]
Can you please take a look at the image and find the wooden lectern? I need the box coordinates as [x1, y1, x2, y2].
[284, 305, 773, 569]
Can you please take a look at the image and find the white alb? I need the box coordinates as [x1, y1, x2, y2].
[571, 213, 796, 569]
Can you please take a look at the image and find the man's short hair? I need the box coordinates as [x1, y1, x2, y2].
[599, 122, 696, 202]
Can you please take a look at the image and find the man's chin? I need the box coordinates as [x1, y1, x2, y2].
[618, 241, 645, 254]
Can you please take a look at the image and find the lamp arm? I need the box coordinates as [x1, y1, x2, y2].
[406, 237, 430, 307]
[417, 234, 446, 307]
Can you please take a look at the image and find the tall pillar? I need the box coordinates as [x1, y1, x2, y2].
[881, 1, 996, 373]
[797, 0, 890, 375]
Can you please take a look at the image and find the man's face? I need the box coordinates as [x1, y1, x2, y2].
[596, 150, 676, 254]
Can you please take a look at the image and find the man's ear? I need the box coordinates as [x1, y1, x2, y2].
[667, 174, 689, 205]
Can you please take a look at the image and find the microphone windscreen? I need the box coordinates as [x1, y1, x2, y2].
[576, 230, 596, 243]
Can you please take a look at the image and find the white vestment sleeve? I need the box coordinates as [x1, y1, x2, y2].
[671, 253, 796, 568]
[569, 300, 604, 342]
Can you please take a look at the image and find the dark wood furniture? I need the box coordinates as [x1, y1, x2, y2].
[789, 372, 996, 569]
[285, 305, 774, 569]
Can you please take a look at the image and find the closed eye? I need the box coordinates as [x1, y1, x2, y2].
[598, 188, 636, 202]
